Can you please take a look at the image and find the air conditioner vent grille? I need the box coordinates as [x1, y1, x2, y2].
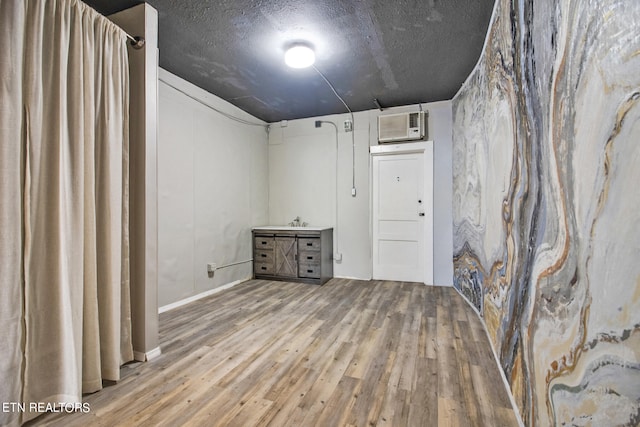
[379, 115, 408, 141]
[409, 112, 419, 128]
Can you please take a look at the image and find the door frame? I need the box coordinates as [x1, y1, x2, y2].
[370, 141, 434, 284]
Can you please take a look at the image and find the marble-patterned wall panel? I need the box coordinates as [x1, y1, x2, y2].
[452, 0, 517, 326]
[452, 0, 640, 425]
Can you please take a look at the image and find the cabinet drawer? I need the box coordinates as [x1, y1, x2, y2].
[298, 238, 320, 251]
[254, 250, 274, 263]
[254, 236, 275, 249]
[299, 251, 320, 264]
[254, 262, 274, 275]
[299, 263, 321, 278]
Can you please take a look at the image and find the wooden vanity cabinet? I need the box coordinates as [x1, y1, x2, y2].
[252, 227, 333, 285]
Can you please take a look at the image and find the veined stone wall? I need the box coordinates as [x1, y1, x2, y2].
[452, 0, 640, 425]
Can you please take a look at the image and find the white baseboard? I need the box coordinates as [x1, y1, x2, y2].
[333, 275, 372, 281]
[158, 278, 249, 314]
[133, 346, 162, 362]
[452, 286, 525, 427]
[423, 282, 453, 286]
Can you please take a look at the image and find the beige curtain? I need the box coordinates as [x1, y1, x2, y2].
[0, 2, 27, 427]
[0, 0, 133, 425]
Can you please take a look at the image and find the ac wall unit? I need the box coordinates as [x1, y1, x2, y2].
[378, 111, 427, 143]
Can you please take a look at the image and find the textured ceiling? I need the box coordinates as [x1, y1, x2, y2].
[84, 0, 495, 123]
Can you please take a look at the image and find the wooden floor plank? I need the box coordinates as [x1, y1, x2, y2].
[29, 279, 518, 427]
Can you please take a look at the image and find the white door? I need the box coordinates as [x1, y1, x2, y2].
[372, 152, 425, 282]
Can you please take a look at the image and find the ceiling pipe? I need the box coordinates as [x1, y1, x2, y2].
[314, 120, 342, 262]
[284, 43, 357, 198]
[311, 65, 356, 198]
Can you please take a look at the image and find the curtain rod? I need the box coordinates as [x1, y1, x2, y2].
[124, 31, 145, 50]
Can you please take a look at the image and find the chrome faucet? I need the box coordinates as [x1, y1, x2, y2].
[289, 216, 306, 227]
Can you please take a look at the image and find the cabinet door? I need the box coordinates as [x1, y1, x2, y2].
[274, 237, 297, 277]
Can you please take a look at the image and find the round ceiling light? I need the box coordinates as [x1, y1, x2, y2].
[284, 45, 315, 69]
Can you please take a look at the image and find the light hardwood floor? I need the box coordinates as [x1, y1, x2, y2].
[32, 279, 518, 426]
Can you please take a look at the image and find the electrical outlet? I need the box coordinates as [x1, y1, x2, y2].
[344, 119, 353, 132]
[207, 263, 217, 273]
[334, 253, 343, 262]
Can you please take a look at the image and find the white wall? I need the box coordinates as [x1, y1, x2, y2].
[268, 101, 454, 284]
[157, 69, 269, 307]
[422, 102, 454, 286]
[268, 112, 372, 279]
[158, 82, 452, 295]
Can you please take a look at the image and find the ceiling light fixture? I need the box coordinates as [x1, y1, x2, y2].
[284, 44, 315, 69]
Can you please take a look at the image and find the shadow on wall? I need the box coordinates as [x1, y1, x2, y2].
[452, 0, 640, 426]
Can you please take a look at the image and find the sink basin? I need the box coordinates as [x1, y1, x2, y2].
[252, 225, 331, 231]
